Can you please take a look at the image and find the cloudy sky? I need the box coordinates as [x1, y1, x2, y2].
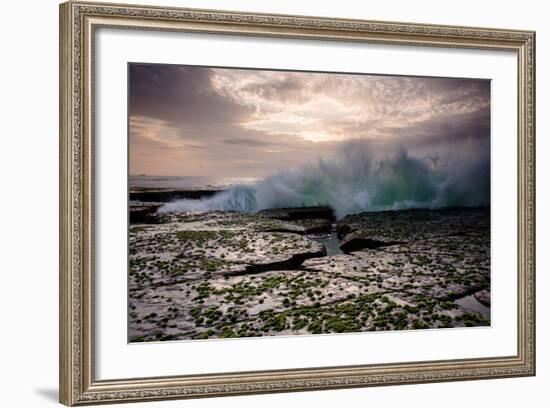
[129, 63, 490, 177]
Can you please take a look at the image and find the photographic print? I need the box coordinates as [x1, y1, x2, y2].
[60, 4, 536, 403]
[128, 63, 491, 343]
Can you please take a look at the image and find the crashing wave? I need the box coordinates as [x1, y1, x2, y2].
[159, 139, 490, 219]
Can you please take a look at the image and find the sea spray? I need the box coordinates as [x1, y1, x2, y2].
[159, 140, 490, 218]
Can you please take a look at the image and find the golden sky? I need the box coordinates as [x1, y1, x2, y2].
[129, 64, 490, 177]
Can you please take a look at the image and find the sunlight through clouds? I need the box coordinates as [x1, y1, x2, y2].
[129, 63, 490, 177]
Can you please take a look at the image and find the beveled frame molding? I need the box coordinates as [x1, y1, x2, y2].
[59, 1, 536, 405]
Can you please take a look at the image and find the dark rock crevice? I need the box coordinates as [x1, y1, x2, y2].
[241, 248, 327, 275]
[259, 206, 335, 222]
[340, 237, 403, 253]
[441, 284, 485, 301]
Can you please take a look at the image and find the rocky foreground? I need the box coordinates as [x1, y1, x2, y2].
[129, 207, 490, 342]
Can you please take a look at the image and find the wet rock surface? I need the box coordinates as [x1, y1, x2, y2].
[129, 208, 490, 342]
[129, 202, 163, 224]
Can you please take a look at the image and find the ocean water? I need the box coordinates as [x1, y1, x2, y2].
[157, 141, 490, 218]
[130, 175, 258, 191]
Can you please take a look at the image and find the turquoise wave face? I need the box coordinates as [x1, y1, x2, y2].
[159, 141, 490, 218]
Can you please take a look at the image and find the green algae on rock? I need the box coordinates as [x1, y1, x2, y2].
[128, 208, 490, 342]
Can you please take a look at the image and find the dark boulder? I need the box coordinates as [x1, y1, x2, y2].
[130, 204, 161, 224]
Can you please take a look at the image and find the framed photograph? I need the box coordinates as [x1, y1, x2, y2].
[59, 1, 536, 405]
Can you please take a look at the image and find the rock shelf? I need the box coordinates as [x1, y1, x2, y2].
[128, 208, 490, 342]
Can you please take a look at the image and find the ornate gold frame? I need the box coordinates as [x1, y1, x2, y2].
[59, 1, 536, 405]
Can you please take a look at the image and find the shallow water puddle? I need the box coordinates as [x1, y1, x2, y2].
[309, 229, 344, 256]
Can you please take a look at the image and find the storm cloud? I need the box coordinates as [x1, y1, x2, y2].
[129, 64, 490, 177]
